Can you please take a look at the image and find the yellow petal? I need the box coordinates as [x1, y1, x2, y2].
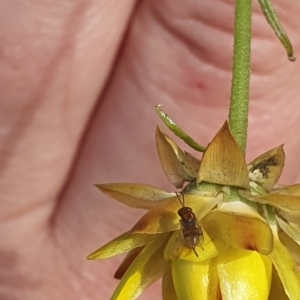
[268, 266, 289, 300]
[276, 216, 300, 245]
[217, 249, 272, 300]
[203, 204, 273, 255]
[247, 145, 285, 190]
[197, 121, 249, 189]
[114, 247, 144, 280]
[269, 238, 300, 299]
[261, 194, 300, 211]
[270, 183, 300, 196]
[162, 270, 178, 300]
[240, 192, 300, 213]
[241, 188, 300, 227]
[172, 258, 220, 300]
[185, 152, 201, 175]
[164, 134, 200, 179]
[164, 230, 228, 263]
[111, 233, 171, 300]
[270, 184, 300, 225]
[217, 201, 266, 219]
[265, 195, 300, 227]
[156, 126, 189, 188]
[278, 210, 300, 226]
[86, 231, 156, 260]
[95, 183, 174, 209]
[278, 230, 300, 266]
[131, 194, 222, 234]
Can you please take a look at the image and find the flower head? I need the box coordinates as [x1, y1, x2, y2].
[87, 117, 300, 300]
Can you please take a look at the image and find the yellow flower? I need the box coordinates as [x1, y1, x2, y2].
[87, 121, 300, 300]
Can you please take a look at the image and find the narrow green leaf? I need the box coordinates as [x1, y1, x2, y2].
[155, 105, 206, 152]
[258, 0, 295, 61]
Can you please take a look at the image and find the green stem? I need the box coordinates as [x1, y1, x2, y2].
[228, 0, 252, 154]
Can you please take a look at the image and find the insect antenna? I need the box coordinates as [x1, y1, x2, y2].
[175, 191, 185, 207]
[192, 247, 199, 257]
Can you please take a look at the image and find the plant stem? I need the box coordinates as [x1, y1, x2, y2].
[229, 0, 252, 154]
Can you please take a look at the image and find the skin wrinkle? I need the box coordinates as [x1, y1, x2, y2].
[144, 8, 231, 113]
[50, 0, 142, 228]
[186, 1, 234, 36]
[0, 198, 53, 222]
[51, 1, 141, 227]
[151, 6, 232, 73]
[1, 2, 84, 166]
[1, 2, 139, 300]
[122, 10, 197, 106]
[0, 227, 51, 299]
[153, 0, 235, 36]
[145, 1, 233, 106]
[0, 1, 88, 196]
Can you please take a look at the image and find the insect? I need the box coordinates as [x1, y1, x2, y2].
[176, 192, 204, 257]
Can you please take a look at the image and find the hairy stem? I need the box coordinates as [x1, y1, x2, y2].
[228, 0, 252, 154]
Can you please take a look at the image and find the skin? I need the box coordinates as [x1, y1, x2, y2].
[1, 0, 300, 299]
